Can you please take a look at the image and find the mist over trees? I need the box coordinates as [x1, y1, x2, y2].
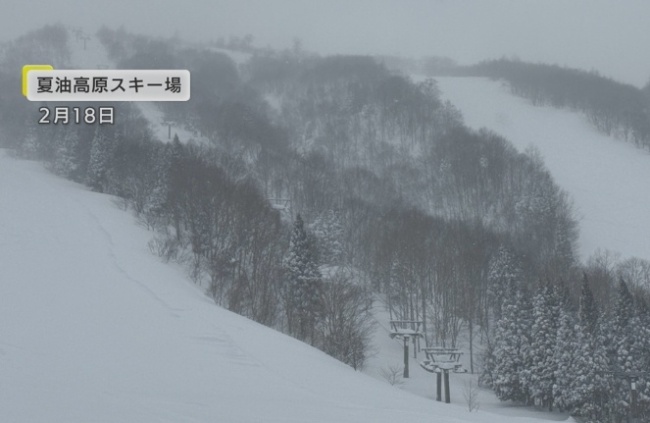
[3, 25, 650, 420]
[453, 59, 650, 151]
[0, 25, 70, 147]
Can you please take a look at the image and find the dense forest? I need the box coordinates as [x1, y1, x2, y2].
[2, 25, 650, 422]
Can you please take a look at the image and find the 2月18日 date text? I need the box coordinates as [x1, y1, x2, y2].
[38, 106, 115, 125]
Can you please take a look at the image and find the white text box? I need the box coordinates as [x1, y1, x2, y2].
[27, 69, 190, 102]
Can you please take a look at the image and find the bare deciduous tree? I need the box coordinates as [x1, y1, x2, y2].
[463, 379, 480, 412]
[319, 271, 375, 370]
[379, 365, 404, 387]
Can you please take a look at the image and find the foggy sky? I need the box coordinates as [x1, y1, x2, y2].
[2, 0, 649, 87]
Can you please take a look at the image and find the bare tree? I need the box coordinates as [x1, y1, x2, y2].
[319, 270, 375, 370]
[463, 379, 480, 412]
[379, 365, 405, 387]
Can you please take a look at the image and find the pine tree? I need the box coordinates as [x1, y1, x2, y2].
[20, 126, 41, 158]
[166, 135, 186, 241]
[483, 246, 522, 389]
[308, 209, 344, 266]
[609, 279, 645, 421]
[615, 278, 635, 330]
[139, 144, 169, 230]
[634, 297, 650, 419]
[487, 246, 522, 322]
[52, 129, 80, 178]
[569, 320, 613, 422]
[284, 214, 323, 344]
[87, 127, 112, 192]
[579, 273, 599, 336]
[492, 281, 532, 404]
[524, 283, 560, 410]
[615, 280, 641, 379]
[559, 276, 613, 421]
[552, 305, 579, 412]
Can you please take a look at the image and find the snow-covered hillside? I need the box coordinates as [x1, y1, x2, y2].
[1, 151, 563, 423]
[68, 32, 202, 144]
[434, 77, 650, 262]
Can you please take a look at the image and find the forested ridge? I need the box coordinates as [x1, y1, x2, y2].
[418, 57, 650, 151]
[2, 25, 650, 422]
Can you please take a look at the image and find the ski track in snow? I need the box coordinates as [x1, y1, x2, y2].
[81, 204, 182, 317]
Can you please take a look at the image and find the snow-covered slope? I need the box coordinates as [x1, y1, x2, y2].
[434, 77, 650, 262]
[1, 151, 562, 423]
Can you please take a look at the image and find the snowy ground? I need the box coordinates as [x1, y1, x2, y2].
[363, 300, 571, 421]
[0, 150, 567, 422]
[207, 46, 252, 66]
[433, 76, 650, 263]
[135, 100, 205, 144]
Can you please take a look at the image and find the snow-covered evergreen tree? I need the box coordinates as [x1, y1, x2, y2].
[487, 246, 522, 322]
[308, 209, 344, 266]
[482, 246, 523, 389]
[18, 125, 41, 159]
[615, 279, 635, 330]
[52, 129, 80, 179]
[166, 135, 186, 241]
[284, 214, 323, 344]
[139, 143, 169, 230]
[579, 273, 599, 336]
[552, 305, 579, 412]
[634, 297, 650, 420]
[570, 321, 613, 422]
[524, 283, 560, 410]
[492, 281, 532, 404]
[87, 127, 112, 192]
[559, 276, 613, 421]
[608, 279, 648, 421]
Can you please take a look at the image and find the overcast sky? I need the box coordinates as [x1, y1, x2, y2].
[2, 0, 649, 87]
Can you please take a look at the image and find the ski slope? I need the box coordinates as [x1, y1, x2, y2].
[434, 77, 650, 262]
[1, 151, 562, 423]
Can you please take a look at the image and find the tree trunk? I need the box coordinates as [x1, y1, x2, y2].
[469, 314, 474, 374]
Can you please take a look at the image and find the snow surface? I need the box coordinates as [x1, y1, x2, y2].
[0, 150, 566, 422]
[363, 300, 571, 422]
[208, 47, 252, 66]
[433, 77, 650, 262]
[136, 100, 205, 144]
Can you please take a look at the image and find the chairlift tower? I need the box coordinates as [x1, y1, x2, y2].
[389, 320, 423, 378]
[605, 370, 648, 423]
[162, 119, 173, 140]
[420, 347, 467, 403]
[79, 33, 90, 51]
[604, 351, 650, 423]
